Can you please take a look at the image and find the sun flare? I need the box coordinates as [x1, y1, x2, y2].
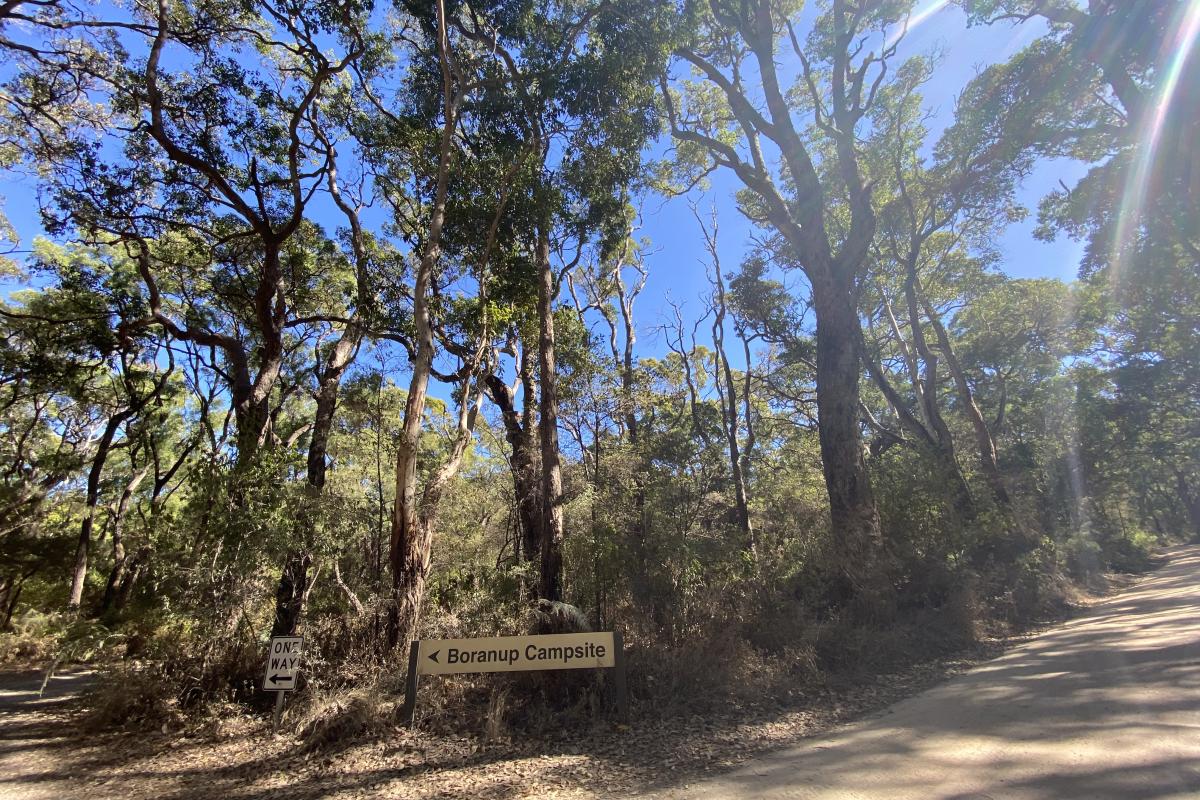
[1110, 0, 1200, 281]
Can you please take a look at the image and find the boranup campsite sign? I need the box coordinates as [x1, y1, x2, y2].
[417, 632, 616, 675]
[402, 631, 627, 724]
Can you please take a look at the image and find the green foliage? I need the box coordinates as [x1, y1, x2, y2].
[40, 619, 125, 692]
[0, 0, 1192, 735]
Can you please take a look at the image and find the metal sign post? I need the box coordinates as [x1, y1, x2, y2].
[402, 640, 420, 726]
[612, 629, 628, 722]
[263, 634, 304, 730]
[401, 631, 628, 725]
[272, 686, 286, 729]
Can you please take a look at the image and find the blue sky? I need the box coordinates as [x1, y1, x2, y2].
[634, 2, 1089, 360]
[0, 1, 1089, 375]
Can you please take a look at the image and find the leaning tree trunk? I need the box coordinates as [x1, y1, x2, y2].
[113, 546, 149, 612]
[919, 291, 1011, 509]
[1174, 470, 1200, 542]
[864, 345, 976, 524]
[391, 371, 482, 647]
[99, 462, 151, 614]
[485, 376, 541, 562]
[914, 288, 1038, 568]
[535, 219, 565, 602]
[901, 277, 976, 521]
[712, 265, 756, 556]
[484, 343, 542, 570]
[271, 335, 358, 638]
[389, 253, 440, 647]
[3, 569, 36, 630]
[389, 3, 459, 647]
[0, 577, 11, 629]
[2, 569, 37, 631]
[68, 413, 129, 611]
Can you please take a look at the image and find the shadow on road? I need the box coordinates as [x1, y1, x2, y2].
[655, 545, 1200, 799]
[3, 550, 1197, 800]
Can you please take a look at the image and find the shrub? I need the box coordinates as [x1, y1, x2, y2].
[82, 664, 182, 731]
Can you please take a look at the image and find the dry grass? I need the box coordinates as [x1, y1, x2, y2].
[82, 664, 184, 732]
[296, 683, 401, 751]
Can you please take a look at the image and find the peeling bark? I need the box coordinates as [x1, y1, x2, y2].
[535, 219, 565, 602]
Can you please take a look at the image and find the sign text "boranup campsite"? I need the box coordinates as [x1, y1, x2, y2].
[417, 632, 615, 676]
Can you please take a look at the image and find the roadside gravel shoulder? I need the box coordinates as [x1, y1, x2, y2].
[0, 556, 1172, 800]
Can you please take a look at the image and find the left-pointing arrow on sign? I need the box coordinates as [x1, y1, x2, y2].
[428, 650, 440, 664]
[267, 674, 285, 686]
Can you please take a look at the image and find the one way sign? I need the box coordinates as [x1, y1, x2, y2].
[263, 635, 303, 691]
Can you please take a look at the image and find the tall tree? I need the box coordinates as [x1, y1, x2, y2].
[959, 0, 1199, 537]
[861, 52, 1032, 520]
[453, 0, 676, 602]
[698, 211, 755, 556]
[270, 114, 389, 636]
[67, 353, 173, 610]
[381, 0, 471, 646]
[43, 0, 367, 467]
[664, 0, 921, 602]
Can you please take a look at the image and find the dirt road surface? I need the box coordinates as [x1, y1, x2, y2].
[0, 667, 96, 800]
[1, 547, 1197, 799]
[657, 545, 1200, 800]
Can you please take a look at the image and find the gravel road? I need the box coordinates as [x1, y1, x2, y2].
[657, 545, 1200, 799]
[2, 548, 1197, 799]
[0, 667, 96, 800]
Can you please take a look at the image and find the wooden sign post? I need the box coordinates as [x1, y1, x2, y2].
[401, 631, 628, 725]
